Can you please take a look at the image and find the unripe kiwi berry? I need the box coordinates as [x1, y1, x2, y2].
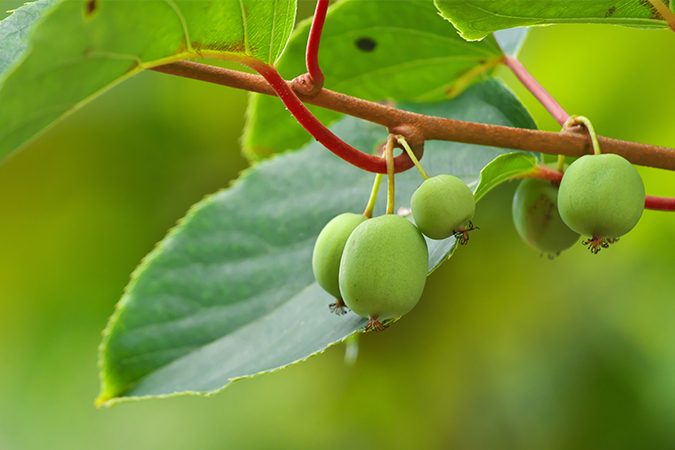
[339, 214, 428, 330]
[312, 212, 368, 314]
[558, 154, 645, 246]
[512, 178, 579, 257]
[411, 174, 475, 240]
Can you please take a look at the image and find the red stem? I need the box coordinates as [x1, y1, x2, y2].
[249, 61, 414, 173]
[645, 195, 675, 211]
[306, 0, 328, 89]
[522, 164, 563, 184]
[504, 56, 570, 127]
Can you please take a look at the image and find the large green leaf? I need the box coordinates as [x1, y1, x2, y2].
[0, 0, 296, 161]
[97, 79, 537, 406]
[435, 0, 671, 41]
[243, 0, 505, 161]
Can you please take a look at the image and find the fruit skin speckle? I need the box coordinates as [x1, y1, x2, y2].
[411, 174, 475, 240]
[339, 215, 428, 322]
[558, 154, 645, 239]
[512, 178, 579, 256]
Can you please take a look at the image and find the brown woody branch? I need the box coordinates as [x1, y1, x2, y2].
[151, 61, 675, 172]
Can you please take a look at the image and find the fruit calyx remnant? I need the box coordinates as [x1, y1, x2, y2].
[454, 221, 479, 245]
[582, 236, 620, 254]
[365, 317, 389, 332]
[329, 299, 349, 316]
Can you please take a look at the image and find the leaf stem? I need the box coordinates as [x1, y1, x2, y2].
[520, 164, 564, 184]
[564, 116, 600, 155]
[447, 56, 504, 97]
[397, 135, 429, 180]
[385, 135, 396, 215]
[151, 61, 675, 172]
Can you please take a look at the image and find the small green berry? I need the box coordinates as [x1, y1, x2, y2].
[312, 213, 368, 314]
[557, 154, 644, 252]
[411, 174, 475, 240]
[339, 214, 428, 330]
[512, 178, 579, 257]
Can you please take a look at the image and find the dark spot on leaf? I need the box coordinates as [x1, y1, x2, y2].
[84, 0, 98, 17]
[638, 0, 664, 19]
[355, 38, 376, 52]
[605, 6, 616, 18]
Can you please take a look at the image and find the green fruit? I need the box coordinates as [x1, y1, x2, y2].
[411, 174, 475, 240]
[339, 215, 428, 326]
[512, 178, 579, 256]
[312, 213, 368, 304]
[558, 154, 645, 239]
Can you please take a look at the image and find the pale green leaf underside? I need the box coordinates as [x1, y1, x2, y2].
[493, 27, 530, 56]
[473, 152, 539, 202]
[98, 79, 536, 406]
[435, 0, 670, 41]
[0, 0, 296, 161]
[243, 0, 504, 161]
[0, 0, 58, 80]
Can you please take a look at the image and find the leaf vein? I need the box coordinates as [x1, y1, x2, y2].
[163, 0, 193, 53]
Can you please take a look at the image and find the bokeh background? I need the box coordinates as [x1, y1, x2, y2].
[1, 1, 675, 448]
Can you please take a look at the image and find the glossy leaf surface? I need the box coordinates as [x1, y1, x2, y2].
[0, 0, 296, 160]
[435, 0, 670, 41]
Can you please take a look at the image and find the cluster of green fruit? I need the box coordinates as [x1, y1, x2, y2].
[512, 154, 645, 257]
[312, 174, 476, 331]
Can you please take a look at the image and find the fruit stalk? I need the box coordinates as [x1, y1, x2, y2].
[364, 172, 383, 218]
[397, 136, 429, 180]
[564, 116, 601, 155]
[385, 135, 396, 215]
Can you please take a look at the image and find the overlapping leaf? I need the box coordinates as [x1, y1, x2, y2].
[98, 79, 537, 406]
[243, 0, 505, 160]
[435, 0, 671, 41]
[0, 0, 296, 160]
[473, 152, 539, 202]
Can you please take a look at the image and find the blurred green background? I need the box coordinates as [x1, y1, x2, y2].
[1, 1, 675, 448]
